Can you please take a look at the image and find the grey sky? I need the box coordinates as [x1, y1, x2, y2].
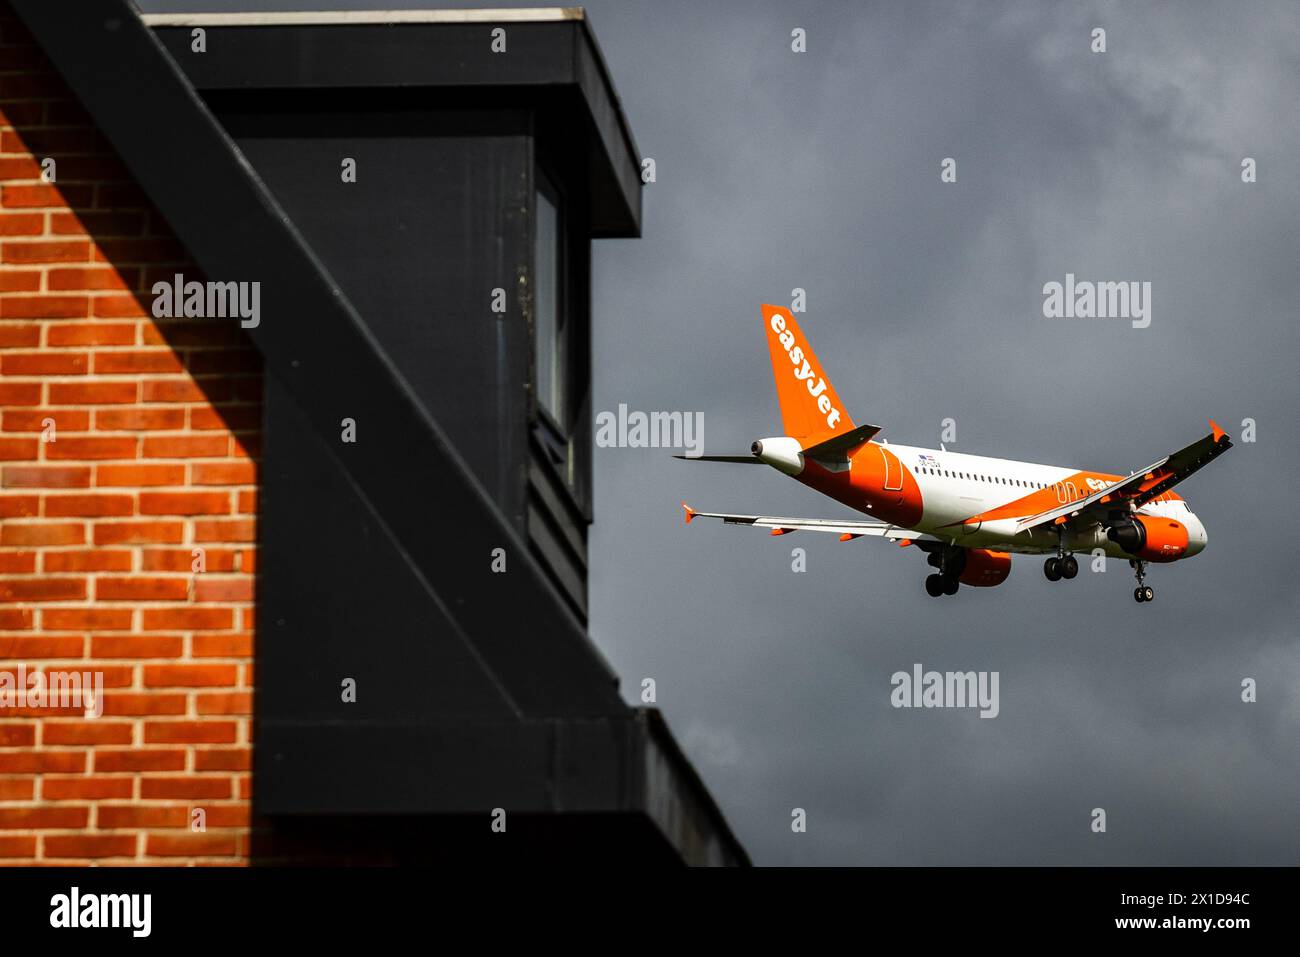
[143, 0, 1300, 865]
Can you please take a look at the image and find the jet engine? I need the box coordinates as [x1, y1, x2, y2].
[1107, 515, 1189, 563]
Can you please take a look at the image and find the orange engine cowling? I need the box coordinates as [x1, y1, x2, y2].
[958, 549, 1012, 587]
[1107, 516, 1189, 563]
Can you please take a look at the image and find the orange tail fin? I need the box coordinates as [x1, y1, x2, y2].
[761, 304, 855, 440]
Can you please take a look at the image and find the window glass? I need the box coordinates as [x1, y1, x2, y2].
[534, 171, 564, 424]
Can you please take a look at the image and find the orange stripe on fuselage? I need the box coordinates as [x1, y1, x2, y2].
[944, 469, 1183, 528]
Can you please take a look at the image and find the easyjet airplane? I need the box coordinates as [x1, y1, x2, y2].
[678, 305, 1231, 603]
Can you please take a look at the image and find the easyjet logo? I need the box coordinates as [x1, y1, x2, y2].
[769, 312, 842, 430]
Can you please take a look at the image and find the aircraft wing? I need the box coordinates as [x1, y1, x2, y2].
[1014, 420, 1232, 532]
[681, 502, 943, 546]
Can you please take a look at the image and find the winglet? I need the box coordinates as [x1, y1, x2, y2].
[1209, 418, 1226, 443]
[681, 501, 697, 525]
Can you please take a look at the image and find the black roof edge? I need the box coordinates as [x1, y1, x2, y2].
[141, 8, 642, 237]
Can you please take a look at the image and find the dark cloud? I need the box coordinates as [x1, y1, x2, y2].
[146, 0, 1300, 864]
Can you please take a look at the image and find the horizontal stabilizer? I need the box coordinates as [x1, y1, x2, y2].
[801, 422, 882, 462]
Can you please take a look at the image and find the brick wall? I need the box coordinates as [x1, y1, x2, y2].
[0, 8, 259, 864]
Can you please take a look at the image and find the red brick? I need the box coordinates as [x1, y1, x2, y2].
[1, 465, 90, 488]
[101, 693, 186, 716]
[0, 725, 36, 747]
[142, 608, 234, 632]
[0, 351, 87, 375]
[42, 778, 134, 801]
[140, 491, 229, 515]
[96, 577, 189, 601]
[93, 520, 183, 545]
[90, 294, 147, 318]
[44, 493, 134, 517]
[42, 607, 131, 630]
[192, 632, 252, 656]
[44, 435, 136, 459]
[0, 239, 88, 263]
[0, 295, 88, 319]
[95, 407, 184, 431]
[0, 213, 42, 235]
[0, 806, 89, 829]
[1, 184, 92, 209]
[195, 692, 252, 715]
[202, 805, 252, 827]
[91, 634, 183, 658]
[44, 834, 137, 858]
[0, 492, 36, 516]
[0, 780, 34, 801]
[0, 608, 33, 629]
[0, 576, 85, 602]
[0, 552, 36, 573]
[146, 832, 238, 857]
[143, 662, 237, 686]
[41, 721, 133, 745]
[93, 749, 185, 773]
[190, 461, 256, 486]
[0, 522, 82, 546]
[0, 269, 41, 292]
[95, 463, 183, 486]
[0, 323, 39, 347]
[0, 438, 38, 461]
[193, 519, 254, 543]
[0, 634, 81, 657]
[0, 383, 41, 406]
[194, 748, 251, 771]
[144, 721, 237, 744]
[97, 806, 187, 829]
[140, 777, 230, 800]
[142, 434, 227, 458]
[0, 835, 36, 857]
[140, 379, 204, 403]
[47, 267, 131, 291]
[47, 321, 136, 345]
[1, 408, 90, 432]
[193, 579, 253, 603]
[48, 381, 136, 404]
[43, 549, 132, 572]
[94, 350, 183, 375]
[0, 752, 85, 774]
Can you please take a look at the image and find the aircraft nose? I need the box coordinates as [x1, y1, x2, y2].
[1185, 513, 1208, 556]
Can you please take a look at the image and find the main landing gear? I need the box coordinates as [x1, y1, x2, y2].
[1042, 554, 1078, 582]
[1131, 560, 1154, 603]
[1043, 524, 1078, 583]
[923, 546, 963, 598]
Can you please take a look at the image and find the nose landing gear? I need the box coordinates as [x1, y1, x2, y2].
[1131, 560, 1154, 603]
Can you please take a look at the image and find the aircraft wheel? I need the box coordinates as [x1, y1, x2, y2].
[1134, 587, 1145, 603]
[1060, 555, 1079, 579]
[1044, 557, 1061, 582]
[925, 574, 945, 597]
[941, 575, 959, 596]
[1143, 585, 1154, 602]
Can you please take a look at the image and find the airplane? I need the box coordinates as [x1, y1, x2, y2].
[677, 304, 1231, 603]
